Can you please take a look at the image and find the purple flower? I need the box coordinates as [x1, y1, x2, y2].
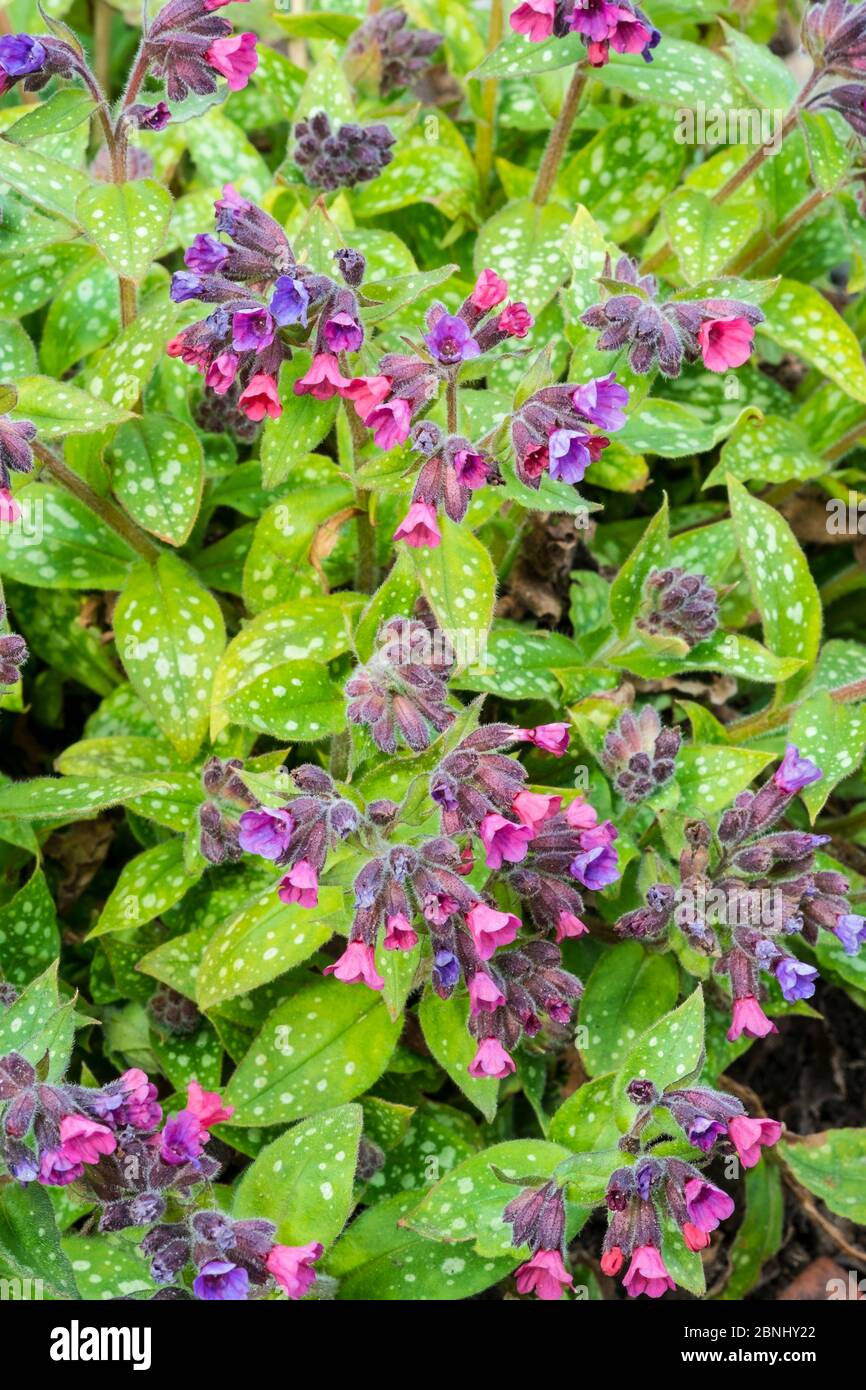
[0, 34, 46, 78]
[774, 957, 819, 1003]
[635, 1162, 654, 1201]
[548, 429, 592, 483]
[192, 1260, 250, 1300]
[136, 102, 172, 131]
[684, 1177, 735, 1233]
[424, 313, 481, 366]
[773, 744, 822, 795]
[572, 371, 629, 430]
[237, 807, 294, 860]
[570, 842, 619, 890]
[170, 272, 206, 303]
[687, 1116, 726, 1152]
[433, 950, 461, 990]
[323, 311, 363, 353]
[185, 234, 228, 274]
[835, 914, 866, 955]
[452, 447, 490, 489]
[271, 275, 309, 327]
[231, 307, 275, 352]
[159, 1109, 206, 1166]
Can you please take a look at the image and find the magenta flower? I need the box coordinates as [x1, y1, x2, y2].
[366, 396, 412, 448]
[479, 813, 534, 869]
[266, 1242, 323, 1299]
[58, 1114, 117, 1166]
[468, 1037, 516, 1078]
[683, 1177, 735, 1233]
[38, 1148, 84, 1186]
[323, 310, 363, 353]
[509, 0, 556, 42]
[294, 353, 350, 401]
[160, 1109, 207, 1166]
[569, 0, 616, 41]
[471, 268, 508, 310]
[622, 1245, 675, 1299]
[278, 860, 319, 909]
[0, 489, 20, 524]
[231, 306, 274, 353]
[238, 373, 281, 421]
[186, 1080, 234, 1128]
[512, 790, 562, 829]
[727, 1115, 782, 1169]
[205, 351, 240, 395]
[452, 447, 491, 489]
[514, 1248, 572, 1300]
[498, 302, 534, 337]
[383, 912, 419, 951]
[237, 807, 294, 860]
[555, 911, 588, 943]
[564, 797, 598, 830]
[343, 374, 392, 421]
[424, 312, 481, 365]
[608, 5, 651, 53]
[520, 723, 570, 756]
[600, 1246, 624, 1276]
[726, 995, 778, 1042]
[697, 315, 756, 372]
[393, 501, 441, 549]
[193, 1260, 250, 1300]
[206, 32, 258, 91]
[115, 1068, 162, 1130]
[774, 744, 822, 795]
[466, 902, 521, 959]
[468, 971, 506, 1015]
[324, 940, 385, 990]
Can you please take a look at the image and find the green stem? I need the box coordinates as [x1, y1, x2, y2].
[33, 442, 160, 562]
[727, 676, 866, 743]
[531, 65, 588, 207]
[329, 730, 351, 781]
[343, 399, 378, 593]
[446, 377, 459, 435]
[475, 0, 503, 198]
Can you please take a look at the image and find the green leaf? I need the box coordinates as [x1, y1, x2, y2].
[418, 991, 498, 1123]
[762, 278, 866, 403]
[548, 1072, 622, 1153]
[664, 188, 762, 284]
[0, 963, 75, 1080]
[233, 1104, 362, 1246]
[718, 1161, 784, 1299]
[790, 692, 866, 820]
[86, 298, 180, 412]
[107, 415, 204, 546]
[0, 774, 170, 821]
[196, 884, 342, 1009]
[351, 112, 479, 221]
[40, 258, 120, 378]
[0, 319, 35, 376]
[608, 495, 669, 637]
[88, 838, 203, 938]
[617, 399, 719, 457]
[579, 943, 680, 1078]
[728, 476, 822, 698]
[76, 179, 173, 281]
[0, 869, 60, 985]
[61, 1231, 154, 1300]
[6, 90, 98, 145]
[675, 745, 775, 815]
[474, 198, 573, 316]
[780, 1129, 866, 1224]
[0, 483, 137, 590]
[10, 376, 130, 437]
[114, 553, 226, 761]
[221, 658, 346, 743]
[260, 356, 340, 488]
[0, 1183, 78, 1299]
[452, 626, 583, 701]
[242, 479, 355, 612]
[408, 515, 496, 647]
[564, 107, 686, 242]
[0, 138, 90, 221]
[706, 413, 826, 489]
[613, 630, 805, 685]
[612, 987, 705, 1130]
[594, 37, 745, 108]
[275, 11, 361, 41]
[224, 976, 402, 1126]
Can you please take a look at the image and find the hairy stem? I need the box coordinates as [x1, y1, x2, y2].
[727, 676, 866, 743]
[446, 377, 459, 434]
[532, 65, 588, 207]
[344, 399, 378, 594]
[33, 442, 160, 562]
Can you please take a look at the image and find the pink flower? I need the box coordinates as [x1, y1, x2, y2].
[452, 448, 490, 490]
[58, 1114, 117, 1166]
[600, 1246, 623, 1276]
[205, 351, 239, 394]
[341, 374, 392, 421]
[0, 489, 20, 524]
[277, 859, 319, 909]
[206, 32, 258, 91]
[116, 1068, 162, 1130]
[479, 813, 534, 869]
[324, 940, 384, 991]
[512, 790, 562, 829]
[422, 892, 460, 926]
[204, 0, 250, 9]
[579, 819, 617, 850]
[468, 1036, 516, 1079]
[565, 796, 598, 830]
[266, 1241, 323, 1299]
[39, 1149, 84, 1186]
[586, 39, 609, 65]
[509, 0, 556, 42]
[514, 1249, 572, 1300]
[215, 183, 251, 213]
[683, 1177, 735, 1233]
[607, 6, 651, 53]
[393, 501, 441, 549]
[726, 995, 778, 1042]
[521, 723, 570, 756]
[468, 971, 506, 1015]
[294, 352, 349, 401]
[697, 316, 755, 372]
[622, 1245, 675, 1299]
[683, 1223, 710, 1252]
[383, 912, 418, 951]
[466, 902, 521, 959]
[498, 302, 534, 337]
[555, 911, 588, 943]
[186, 1080, 234, 1129]
[238, 373, 281, 421]
[366, 396, 412, 449]
[471, 268, 508, 310]
[727, 1116, 782, 1169]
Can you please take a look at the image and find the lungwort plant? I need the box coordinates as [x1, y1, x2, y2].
[0, 0, 864, 1304]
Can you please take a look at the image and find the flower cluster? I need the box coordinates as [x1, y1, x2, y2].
[510, 0, 661, 67]
[144, 0, 258, 103]
[293, 112, 396, 190]
[393, 419, 501, 549]
[168, 189, 371, 422]
[502, 1077, 780, 1301]
[510, 371, 629, 491]
[345, 616, 456, 752]
[0, 411, 35, 523]
[581, 254, 765, 376]
[617, 745, 866, 1037]
[344, 8, 442, 97]
[601, 704, 682, 803]
[802, 0, 866, 139]
[637, 566, 719, 650]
